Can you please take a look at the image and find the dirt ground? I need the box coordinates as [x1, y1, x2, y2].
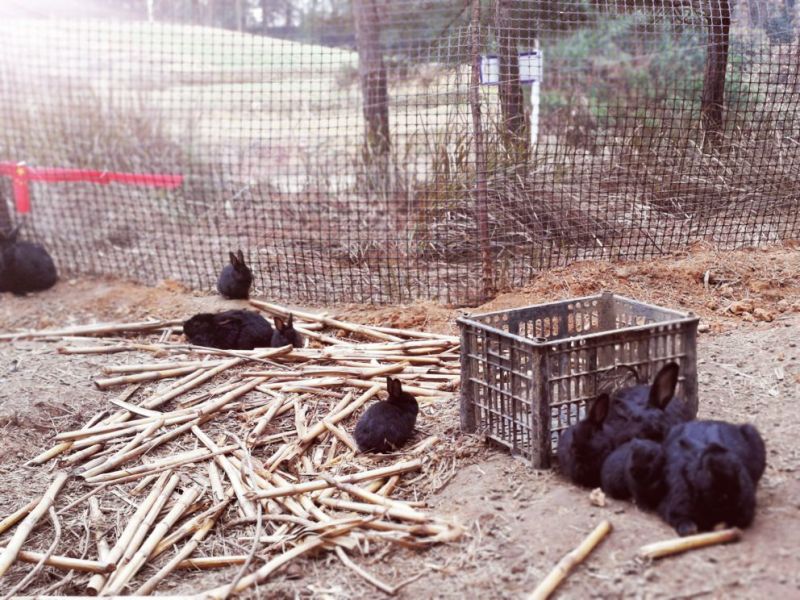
[1, 244, 799, 598]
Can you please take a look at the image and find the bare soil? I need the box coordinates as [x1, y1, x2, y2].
[1, 244, 799, 598]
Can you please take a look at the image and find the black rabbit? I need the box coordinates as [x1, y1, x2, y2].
[0, 224, 57, 294]
[354, 377, 418, 453]
[217, 250, 252, 299]
[603, 362, 693, 447]
[271, 314, 304, 348]
[658, 420, 766, 535]
[183, 309, 272, 350]
[601, 438, 666, 509]
[559, 363, 692, 489]
[557, 394, 614, 488]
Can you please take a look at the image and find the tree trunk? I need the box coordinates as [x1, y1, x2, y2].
[261, 0, 270, 33]
[353, 0, 390, 159]
[235, 0, 244, 31]
[496, 0, 529, 167]
[700, 0, 731, 151]
[469, 0, 493, 300]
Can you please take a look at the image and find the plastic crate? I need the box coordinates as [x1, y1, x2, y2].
[457, 292, 699, 468]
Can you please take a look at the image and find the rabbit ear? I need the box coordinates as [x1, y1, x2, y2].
[274, 317, 285, 331]
[649, 362, 679, 409]
[287, 313, 293, 328]
[386, 377, 397, 396]
[237, 249, 245, 264]
[229, 251, 239, 266]
[589, 393, 609, 424]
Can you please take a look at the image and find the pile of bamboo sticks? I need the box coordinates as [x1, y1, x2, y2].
[0, 300, 463, 598]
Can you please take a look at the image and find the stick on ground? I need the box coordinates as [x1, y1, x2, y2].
[637, 528, 742, 560]
[528, 520, 612, 600]
[0, 471, 69, 577]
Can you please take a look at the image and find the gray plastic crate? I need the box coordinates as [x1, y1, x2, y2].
[457, 292, 699, 468]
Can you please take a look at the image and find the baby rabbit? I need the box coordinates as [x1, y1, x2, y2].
[658, 420, 766, 536]
[271, 314, 304, 348]
[354, 377, 418, 453]
[559, 362, 692, 489]
[183, 309, 272, 350]
[0, 224, 57, 294]
[217, 250, 252, 299]
[603, 362, 693, 447]
[601, 438, 666, 509]
[557, 394, 614, 488]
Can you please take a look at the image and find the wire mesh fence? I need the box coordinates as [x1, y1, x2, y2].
[0, 1, 798, 305]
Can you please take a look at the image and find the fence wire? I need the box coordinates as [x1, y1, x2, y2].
[0, 1, 798, 305]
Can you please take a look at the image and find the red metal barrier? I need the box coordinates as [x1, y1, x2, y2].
[0, 162, 184, 213]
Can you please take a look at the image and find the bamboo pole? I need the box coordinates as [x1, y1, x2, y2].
[248, 459, 422, 500]
[0, 319, 183, 340]
[193, 427, 257, 519]
[0, 471, 69, 577]
[299, 386, 378, 445]
[0, 498, 39, 536]
[100, 474, 181, 594]
[80, 418, 164, 478]
[323, 421, 359, 453]
[250, 299, 403, 342]
[317, 497, 429, 524]
[0, 546, 112, 573]
[152, 493, 233, 558]
[103, 486, 201, 594]
[637, 528, 741, 560]
[176, 556, 249, 569]
[528, 520, 612, 600]
[94, 365, 200, 389]
[87, 497, 112, 594]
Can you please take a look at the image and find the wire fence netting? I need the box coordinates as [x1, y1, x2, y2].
[1, 0, 798, 305]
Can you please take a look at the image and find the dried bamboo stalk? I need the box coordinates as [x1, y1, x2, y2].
[208, 462, 226, 503]
[94, 471, 170, 576]
[366, 324, 459, 342]
[377, 475, 401, 497]
[0, 319, 182, 340]
[0, 498, 39, 536]
[335, 546, 396, 595]
[107, 396, 160, 417]
[100, 474, 181, 594]
[84, 448, 207, 484]
[248, 459, 423, 500]
[153, 492, 233, 558]
[87, 497, 112, 594]
[176, 555, 249, 569]
[528, 520, 612, 600]
[104, 486, 201, 594]
[321, 476, 422, 517]
[102, 358, 225, 374]
[250, 299, 402, 342]
[193, 427, 257, 519]
[26, 442, 73, 466]
[80, 418, 164, 478]
[94, 365, 200, 389]
[637, 528, 741, 559]
[317, 497, 429, 524]
[201, 532, 334, 598]
[343, 378, 450, 398]
[89, 443, 238, 486]
[0, 546, 112, 573]
[0, 471, 69, 577]
[247, 396, 287, 441]
[299, 386, 377, 445]
[323, 420, 359, 453]
[142, 349, 283, 411]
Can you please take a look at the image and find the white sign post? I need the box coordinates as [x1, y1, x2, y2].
[480, 48, 543, 146]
